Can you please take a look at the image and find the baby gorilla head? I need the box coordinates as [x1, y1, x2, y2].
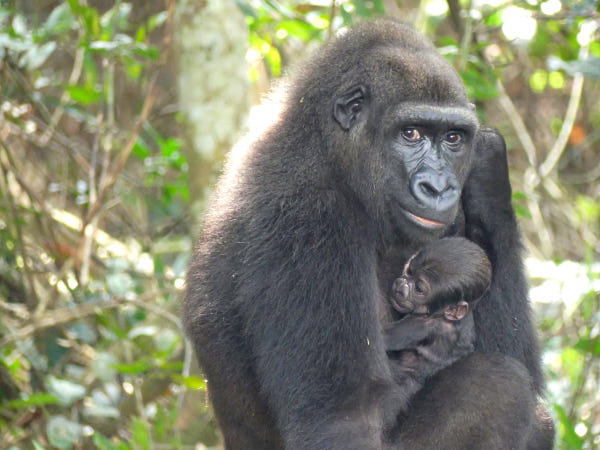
[391, 237, 492, 318]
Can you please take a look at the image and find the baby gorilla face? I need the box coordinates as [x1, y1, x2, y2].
[390, 237, 491, 318]
[391, 275, 469, 321]
[391, 269, 431, 314]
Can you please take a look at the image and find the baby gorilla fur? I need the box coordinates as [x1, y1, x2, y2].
[383, 237, 492, 389]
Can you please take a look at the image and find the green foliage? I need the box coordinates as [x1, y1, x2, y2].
[0, 0, 598, 448]
[0, 0, 207, 448]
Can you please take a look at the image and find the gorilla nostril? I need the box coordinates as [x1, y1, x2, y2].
[420, 182, 440, 198]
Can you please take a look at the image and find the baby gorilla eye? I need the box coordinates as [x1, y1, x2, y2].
[401, 127, 421, 141]
[414, 278, 428, 296]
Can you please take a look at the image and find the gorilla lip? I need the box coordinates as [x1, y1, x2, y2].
[404, 210, 446, 228]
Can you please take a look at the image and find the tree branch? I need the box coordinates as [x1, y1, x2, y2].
[1, 292, 181, 347]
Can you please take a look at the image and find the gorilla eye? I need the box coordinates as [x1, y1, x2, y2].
[444, 131, 463, 145]
[401, 127, 421, 141]
[415, 279, 427, 296]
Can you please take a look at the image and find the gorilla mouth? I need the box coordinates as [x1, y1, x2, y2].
[403, 210, 446, 229]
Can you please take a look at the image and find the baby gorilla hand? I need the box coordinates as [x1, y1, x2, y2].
[442, 300, 469, 321]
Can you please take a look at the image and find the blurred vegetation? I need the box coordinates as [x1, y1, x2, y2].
[0, 0, 598, 449]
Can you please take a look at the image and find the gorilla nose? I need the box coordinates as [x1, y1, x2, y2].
[410, 170, 459, 211]
[398, 280, 409, 298]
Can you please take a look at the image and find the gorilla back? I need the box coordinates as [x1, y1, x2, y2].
[184, 20, 547, 449]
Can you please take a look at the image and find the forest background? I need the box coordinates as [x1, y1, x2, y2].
[0, 0, 599, 449]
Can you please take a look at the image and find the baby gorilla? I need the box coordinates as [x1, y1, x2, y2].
[384, 237, 492, 388]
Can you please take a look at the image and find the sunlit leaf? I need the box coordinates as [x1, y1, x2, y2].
[45, 375, 86, 406]
[514, 204, 532, 219]
[131, 417, 150, 450]
[6, 393, 60, 409]
[547, 56, 600, 80]
[560, 347, 584, 382]
[277, 20, 315, 42]
[484, 10, 503, 27]
[172, 374, 207, 390]
[47, 415, 84, 449]
[21, 42, 56, 70]
[93, 352, 119, 382]
[111, 359, 153, 374]
[40, 3, 74, 38]
[574, 337, 600, 355]
[106, 273, 135, 296]
[67, 85, 102, 104]
[554, 404, 584, 449]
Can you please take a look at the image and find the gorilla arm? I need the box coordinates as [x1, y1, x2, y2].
[462, 129, 544, 391]
[238, 191, 399, 450]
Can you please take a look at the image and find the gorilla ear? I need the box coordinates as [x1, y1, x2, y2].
[333, 85, 368, 131]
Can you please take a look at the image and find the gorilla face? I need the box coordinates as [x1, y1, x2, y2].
[384, 103, 477, 236]
[333, 84, 478, 242]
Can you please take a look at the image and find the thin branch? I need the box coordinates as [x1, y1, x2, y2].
[1, 292, 181, 347]
[327, 1, 336, 40]
[0, 299, 29, 320]
[79, 0, 176, 237]
[538, 45, 588, 180]
[496, 79, 538, 168]
[39, 45, 85, 146]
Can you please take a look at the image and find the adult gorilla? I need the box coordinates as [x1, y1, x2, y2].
[184, 20, 552, 449]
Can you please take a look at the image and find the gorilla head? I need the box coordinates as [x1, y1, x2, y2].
[284, 22, 479, 244]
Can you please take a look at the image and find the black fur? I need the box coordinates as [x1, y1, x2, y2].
[383, 237, 490, 388]
[184, 20, 553, 449]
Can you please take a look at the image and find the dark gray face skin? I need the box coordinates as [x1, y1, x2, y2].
[334, 91, 478, 242]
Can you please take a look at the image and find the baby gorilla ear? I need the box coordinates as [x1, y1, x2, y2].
[444, 300, 469, 321]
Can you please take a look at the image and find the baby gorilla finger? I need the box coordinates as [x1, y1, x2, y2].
[443, 301, 469, 322]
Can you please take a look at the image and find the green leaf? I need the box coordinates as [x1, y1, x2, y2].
[111, 359, 153, 374]
[106, 272, 135, 296]
[93, 433, 119, 450]
[574, 337, 600, 355]
[93, 352, 119, 382]
[277, 20, 314, 42]
[461, 67, 498, 100]
[484, 10, 503, 27]
[5, 393, 61, 409]
[172, 374, 207, 390]
[560, 347, 584, 382]
[554, 404, 584, 449]
[45, 375, 86, 405]
[547, 56, 600, 80]
[67, 85, 102, 104]
[46, 415, 84, 450]
[514, 204, 532, 219]
[130, 417, 150, 450]
[236, 1, 258, 19]
[373, 0, 386, 14]
[20, 42, 57, 70]
[575, 195, 600, 222]
[340, 4, 353, 25]
[148, 11, 168, 31]
[40, 3, 74, 37]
